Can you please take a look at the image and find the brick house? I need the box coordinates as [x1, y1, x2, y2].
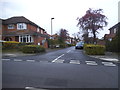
[97, 22, 119, 45]
[104, 22, 119, 41]
[1, 16, 50, 48]
[52, 33, 75, 44]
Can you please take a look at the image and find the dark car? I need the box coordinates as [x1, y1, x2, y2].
[75, 42, 84, 49]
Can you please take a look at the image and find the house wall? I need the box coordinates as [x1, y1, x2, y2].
[27, 24, 37, 32]
[110, 29, 114, 34]
[33, 36, 48, 48]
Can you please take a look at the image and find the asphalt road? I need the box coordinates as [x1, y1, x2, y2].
[2, 47, 118, 88]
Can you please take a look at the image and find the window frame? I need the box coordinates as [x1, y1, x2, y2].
[17, 23, 27, 30]
[19, 35, 33, 43]
[8, 24, 15, 29]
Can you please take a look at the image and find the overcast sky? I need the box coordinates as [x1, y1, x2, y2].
[0, 0, 119, 38]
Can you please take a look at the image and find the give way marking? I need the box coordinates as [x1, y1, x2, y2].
[52, 54, 65, 63]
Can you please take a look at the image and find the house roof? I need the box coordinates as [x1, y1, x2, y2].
[2, 16, 45, 31]
[109, 22, 120, 30]
[104, 34, 116, 39]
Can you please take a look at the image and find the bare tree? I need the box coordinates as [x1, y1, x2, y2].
[58, 28, 69, 43]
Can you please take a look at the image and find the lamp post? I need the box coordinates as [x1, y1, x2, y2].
[50, 18, 54, 48]
[51, 18, 54, 37]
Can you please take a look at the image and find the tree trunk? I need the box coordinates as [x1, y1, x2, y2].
[93, 30, 96, 44]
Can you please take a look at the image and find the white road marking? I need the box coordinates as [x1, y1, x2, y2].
[25, 86, 47, 90]
[85, 61, 96, 63]
[86, 63, 98, 65]
[102, 62, 116, 66]
[14, 59, 22, 62]
[26, 60, 35, 62]
[70, 60, 80, 64]
[103, 64, 116, 66]
[102, 62, 113, 64]
[53, 59, 64, 63]
[52, 54, 65, 62]
[40, 61, 48, 63]
[67, 50, 71, 53]
[100, 58, 119, 62]
[85, 61, 98, 65]
[2, 59, 10, 61]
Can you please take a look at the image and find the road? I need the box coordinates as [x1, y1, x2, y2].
[2, 47, 118, 88]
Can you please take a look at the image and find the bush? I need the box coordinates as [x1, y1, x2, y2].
[2, 41, 20, 49]
[84, 44, 105, 55]
[59, 44, 67, 48]
[106, 35, 120, 52]
[18, 42, 34, 51]
[22, 45, 45, 53]
[67, 44, 74, 47]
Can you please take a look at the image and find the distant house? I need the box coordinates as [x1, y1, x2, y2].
[51, 33, 75, 44]
[1, 16, 49, 48]
[51, 34, 59, 40]
[65, 36, 74, 44]
[104, 22, 119, 41]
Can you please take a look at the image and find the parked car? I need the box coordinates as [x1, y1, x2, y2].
[75, 41, 84, 49]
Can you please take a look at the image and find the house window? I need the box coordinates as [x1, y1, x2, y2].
[37, 28, 40, 32]
[19, 35, 33, 43]
[108, 38, 112, 41]
[17, 23, 27, 30]
[114, 28, 117, 34]
[8, 24, 14, 29]
[41, 30, 44, 34]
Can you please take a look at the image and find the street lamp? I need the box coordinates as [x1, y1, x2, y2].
[50, 18, 54, 48]
[51, 18, 54, 37]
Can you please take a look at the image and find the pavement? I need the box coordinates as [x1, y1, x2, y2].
[88, 52, 120, 63]
[2, 48, 62, 57]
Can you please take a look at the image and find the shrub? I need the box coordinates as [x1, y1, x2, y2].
[67, 44, 74, 47]
[22, 45, 45, 53]
[18, 42, 34, 51]
[59, 44, 67, 48]
[84, 44, 105, 55]
[2, 41, 20, 49]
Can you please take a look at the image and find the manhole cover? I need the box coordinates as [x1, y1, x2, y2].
[44, 78, 68, 87]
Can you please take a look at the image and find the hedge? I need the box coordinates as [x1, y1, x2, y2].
[2, 41, 20, 49]
[59, 44, 67, 48]
[84, 44, 105, 55]
[67, 44, 75, 47]
[22, 45, 45, 53]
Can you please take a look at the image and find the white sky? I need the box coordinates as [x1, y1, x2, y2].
[0, 0, 119, 38]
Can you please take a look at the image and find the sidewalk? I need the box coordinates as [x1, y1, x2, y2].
[88, 52, 120, 63]
[2, 48, 61, 57]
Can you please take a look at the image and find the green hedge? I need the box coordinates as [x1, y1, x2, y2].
[2, 41, 34, 50]
[59, 44, 67, 48]
[84, 44, 105, 55]
[67, 44, 75, 47]
[22, 45, 45, 53]
[2, 41, 20, 49]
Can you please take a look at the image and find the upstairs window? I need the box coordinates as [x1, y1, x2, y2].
[17, 23, 27, 30]
[8, 24, 14, 29]
[114, 28, 117, 34]
[37, 28, 40, 32]
[41, 30, 44, 34]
